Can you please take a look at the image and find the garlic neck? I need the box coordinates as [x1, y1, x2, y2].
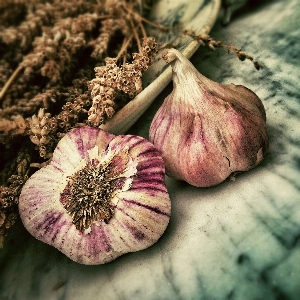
[164, 48, 217, 92]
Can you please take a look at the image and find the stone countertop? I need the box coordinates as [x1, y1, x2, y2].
[1, 0, 300, 299]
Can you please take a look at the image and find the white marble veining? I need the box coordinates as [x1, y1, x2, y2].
[1, 0, 300, 299]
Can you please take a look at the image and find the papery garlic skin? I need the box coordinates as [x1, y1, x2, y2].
[19, 127, 171, 265]
[149, 48, 268, 187]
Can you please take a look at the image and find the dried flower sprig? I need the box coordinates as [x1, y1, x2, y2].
[21, 12, 99, 82]
[26, 72, 93, 158]
[90, 18, 128, 60]
[88, 37, 157, 126]
[0, 87, 55, 118]
[0, 1, 95, 52]
[0, 115, 27, 144]
[138, 15, 263, 70]
[0, 146, 31, 248]
[191, 32, 263, 70]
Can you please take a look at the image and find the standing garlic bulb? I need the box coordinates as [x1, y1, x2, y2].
[19, 127, 171, 265]
[149, 48, 268, 187]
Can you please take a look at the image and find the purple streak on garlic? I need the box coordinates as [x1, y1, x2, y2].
[19, 127, 170, 265]
[149, 48, 269, 187]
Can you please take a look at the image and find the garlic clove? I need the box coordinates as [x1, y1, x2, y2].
[19, 127, 170, 265]
[149, 48, 268, 187]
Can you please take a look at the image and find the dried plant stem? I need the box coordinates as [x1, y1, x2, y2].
[0, 65, 23, 101]
[123, 4, 262, 70]
[139, 21, 147, 38]
[116, 34, 134, 61]
[130, 19, 142, 53]
[192, 33, 263, 70]
[127, 7, 172, 32]
[97, 15, 112, 20]
[122, 3, 169, 36]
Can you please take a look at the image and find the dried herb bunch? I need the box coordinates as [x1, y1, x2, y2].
[0, 0, 158, 247]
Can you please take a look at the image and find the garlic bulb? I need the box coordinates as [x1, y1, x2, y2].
[149, 48, 268, 187]
[19, 127, 171, 265]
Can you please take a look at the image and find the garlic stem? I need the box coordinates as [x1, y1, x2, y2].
[0, 65, 23, 101]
